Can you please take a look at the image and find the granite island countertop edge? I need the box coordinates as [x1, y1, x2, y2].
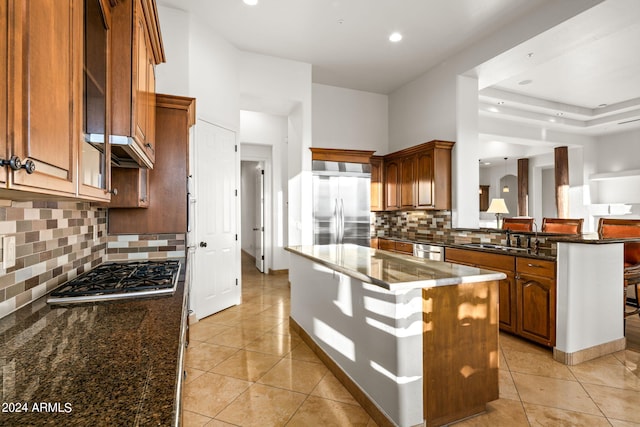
[286, 244, 506, 292]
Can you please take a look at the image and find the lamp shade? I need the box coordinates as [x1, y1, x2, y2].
[487, 198, 509, 214]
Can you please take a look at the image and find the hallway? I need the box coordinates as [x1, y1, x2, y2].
[182, 252, 640, 426]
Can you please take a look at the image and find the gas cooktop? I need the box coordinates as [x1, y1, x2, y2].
[47, 260, 181, 305]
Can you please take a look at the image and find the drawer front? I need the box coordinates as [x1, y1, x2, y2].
[370, 238, 379, 249]
[516, 257, 555, 279]
[378, 239, 395, 251]
[395, 242, 414, 254]
[445, 248, 514, 271]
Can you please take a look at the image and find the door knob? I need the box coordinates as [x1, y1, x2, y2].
[199, 241, 207, 247]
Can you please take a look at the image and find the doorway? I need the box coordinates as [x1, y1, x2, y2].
[240, 160, 266, 273]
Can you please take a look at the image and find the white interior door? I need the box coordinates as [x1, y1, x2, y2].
[192, 120, 240, 319]
[255, 166, 265, 272]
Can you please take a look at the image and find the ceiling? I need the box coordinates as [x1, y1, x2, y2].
[157, 0, 550, 94]
[157, 0, 640, 161]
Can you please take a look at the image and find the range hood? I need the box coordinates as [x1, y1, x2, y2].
[86, 134, 154, 169]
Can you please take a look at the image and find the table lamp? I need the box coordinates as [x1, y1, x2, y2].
[487, 198, 509, 228]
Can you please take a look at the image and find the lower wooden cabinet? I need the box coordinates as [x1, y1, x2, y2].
[445, 247, 556, 346]
[497, 270, 517, 333]
[378, 238, 414, 255]
[515, 258, 556, 347]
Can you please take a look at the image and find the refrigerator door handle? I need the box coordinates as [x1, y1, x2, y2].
[333, 197, 340, 243]
[339, 198, 345, 243]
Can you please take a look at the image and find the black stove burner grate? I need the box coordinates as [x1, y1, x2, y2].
[50, 260, 181, 299]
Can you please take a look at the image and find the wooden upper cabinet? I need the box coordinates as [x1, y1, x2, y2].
[370, 156, 384, 212]
[111, 0, 164, 168]
[382, 140, 454, 211]
[109, 167, 149, 208]
[3, 0, 81, 197]
[415, 150, 434, 208]
[399, 155, 415, 209]
[109, 94, 196, 233]
[384, 158, 400, 210]
[78, 0, 112, 201]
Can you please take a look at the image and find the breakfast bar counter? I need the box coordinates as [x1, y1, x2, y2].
[286, 244, 506, 427]
[0, 267, 188, 426]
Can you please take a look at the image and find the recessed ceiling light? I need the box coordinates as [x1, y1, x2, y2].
[389, 32, 402, 42]
[243, 0, 258, 5]
[518, 79, 532, 86]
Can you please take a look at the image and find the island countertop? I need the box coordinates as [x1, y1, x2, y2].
[286, 244, 506, 291]
[0, 264, 188, 426]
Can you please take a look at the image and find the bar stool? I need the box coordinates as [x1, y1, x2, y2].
[541, 218, 583, 234]
[502, 217, 534, 232]
[597, 218, 640, 319]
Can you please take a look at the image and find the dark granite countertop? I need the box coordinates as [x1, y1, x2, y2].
[0, 268, 187, 426]
[445, 243, 556, 261]
[546, 233, 640, 244]
[376, 235, 556, 261]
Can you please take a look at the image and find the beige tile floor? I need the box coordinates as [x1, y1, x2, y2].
[183, 254, 640, 426]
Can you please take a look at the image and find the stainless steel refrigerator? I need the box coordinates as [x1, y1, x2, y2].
[312, 160, 371, 247]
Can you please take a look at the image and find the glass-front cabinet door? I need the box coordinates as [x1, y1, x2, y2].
[79, 0, 111, 200]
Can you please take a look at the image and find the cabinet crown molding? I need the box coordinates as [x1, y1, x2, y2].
[309, 148, 376, 164]
[384, 140, 455, 159]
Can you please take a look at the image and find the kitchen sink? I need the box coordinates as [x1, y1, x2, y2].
[463, 243, 530, 252]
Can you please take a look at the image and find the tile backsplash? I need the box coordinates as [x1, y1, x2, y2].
[106, 233, 186, 261]
[0, 200, 188, 319]
[373, 210, 452, 240]
[0, 201, 107, 318]
[373, 210, 553, 250]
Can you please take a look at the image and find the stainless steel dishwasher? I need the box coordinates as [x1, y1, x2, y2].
[413, 244, 443, 261]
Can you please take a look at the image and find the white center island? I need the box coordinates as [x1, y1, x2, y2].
[286, 244, 507, 427]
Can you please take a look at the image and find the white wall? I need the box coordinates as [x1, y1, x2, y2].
[541, 168, 556, 218]
[188, 18, 239, 130]
[158, 6, 240, 130]
[590, 129, 640, 218]
[388, 0, 604, 227]
[240, 111, 289, 271]
[312, 84, 388, 154]
[155, 6, 189, 96]
[239, 52, 313, 247]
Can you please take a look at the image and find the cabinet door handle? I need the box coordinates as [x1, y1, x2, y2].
[527, 263, 542, 268]
[21, 159, 36, 174]
[0, 156, 36, 174]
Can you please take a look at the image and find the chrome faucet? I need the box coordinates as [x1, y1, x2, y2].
[533, 221, 540, 252]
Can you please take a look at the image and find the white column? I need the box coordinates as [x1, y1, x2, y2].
[454, 75, 480, 228]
